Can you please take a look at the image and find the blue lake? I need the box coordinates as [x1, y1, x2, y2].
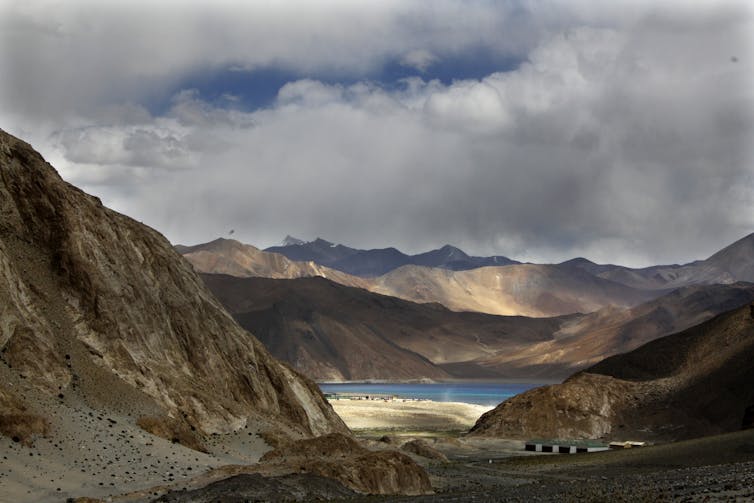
[318, 382, 544, 407]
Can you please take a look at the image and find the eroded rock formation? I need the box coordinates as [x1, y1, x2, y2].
[0, 129, 346, 438]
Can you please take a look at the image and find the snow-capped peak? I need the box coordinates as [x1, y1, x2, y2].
[281, 235, 306, 247]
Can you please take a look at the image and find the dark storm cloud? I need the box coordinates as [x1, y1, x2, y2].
[1, 1, 752, 266]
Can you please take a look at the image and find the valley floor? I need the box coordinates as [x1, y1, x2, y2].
[5, 384, 753, 502]
[151, 429, 754, 502]
[355, 429, 754, 502]
[328, 398, 492, 432]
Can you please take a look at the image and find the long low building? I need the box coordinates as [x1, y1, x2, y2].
[609, 441, 647, 449]
[525, 439, 609, 454]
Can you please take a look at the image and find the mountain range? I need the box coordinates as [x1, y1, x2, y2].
[267, 233, 754, 289]
[199, 273, 754, 382]
[199, 274, 568, 381]
[183, 232, 754, 319]
[178, 230, 754, 383]
[177, 238, 370, 289]
[182, 239, 659, 317]
[265, 237, 518, 277]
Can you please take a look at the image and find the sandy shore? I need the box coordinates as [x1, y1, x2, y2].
[328, 398, 492, 432]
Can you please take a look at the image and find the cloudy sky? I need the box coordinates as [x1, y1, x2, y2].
[1, 0, 753, 266]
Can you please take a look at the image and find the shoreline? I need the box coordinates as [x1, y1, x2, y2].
[328, 397, 493, 432]
[317, 378, 561, 385]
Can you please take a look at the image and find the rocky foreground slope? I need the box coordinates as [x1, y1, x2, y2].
[0, 130, 433, 501]
[0, 128, 344, 437]
[469, 303, 754, 442]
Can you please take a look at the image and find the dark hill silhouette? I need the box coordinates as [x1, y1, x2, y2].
[265, 238, 518, 277]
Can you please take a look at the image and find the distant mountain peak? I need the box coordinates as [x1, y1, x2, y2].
[561, 257, 597, 266]
[281, 235, 306, 246]
[439, 244, 468, 259]
[312, 237, 336, 247]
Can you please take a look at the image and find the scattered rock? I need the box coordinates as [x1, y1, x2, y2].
[378, 434, 398, 444]
[136, 416, 207, 453]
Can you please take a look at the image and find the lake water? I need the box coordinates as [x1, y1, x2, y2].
[318, 382, 543, 407]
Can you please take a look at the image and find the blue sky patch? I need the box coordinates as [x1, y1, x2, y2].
[151, 49, 525, 115]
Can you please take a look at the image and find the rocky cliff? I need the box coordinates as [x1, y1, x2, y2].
[469, 304, 754, 442]
[0, 129, 346, 438]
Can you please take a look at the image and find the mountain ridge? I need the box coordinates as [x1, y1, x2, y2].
[264, 232, 754, 288]
[197, 273, 754, 382]
[469, 302, 754, 442]
[265, 238, 519, 276]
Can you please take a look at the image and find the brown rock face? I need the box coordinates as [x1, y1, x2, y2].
[259, 433, 433, 495]
[470, 304, 754, 442]
[0, 129, 346, 438]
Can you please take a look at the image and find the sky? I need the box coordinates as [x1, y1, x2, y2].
[1, 0, 753, 267]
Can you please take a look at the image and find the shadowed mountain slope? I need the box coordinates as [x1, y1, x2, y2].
[473, 282, 754, 378]
[470, 303, 754, 442]
[199, 273, 754, 382]
[199, 274, 566, 381]
[265, 238, 359, 266]
[0, 129, 346, 438]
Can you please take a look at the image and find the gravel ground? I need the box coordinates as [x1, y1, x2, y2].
[346, 429, 754, 502]
[131, 428, 754, 502]
[338, 460, 754, 502]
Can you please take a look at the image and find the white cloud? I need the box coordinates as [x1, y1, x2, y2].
[2, 1, 753, 266]
[0, 0, 542, 120]
[400, 49, 438, 73]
